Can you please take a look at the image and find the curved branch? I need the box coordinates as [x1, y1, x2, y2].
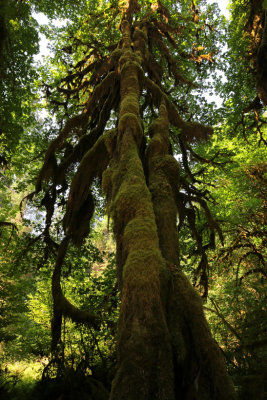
[36, 113, 89, 192]
[36, 72, 118, 193]
[64, 129, 114, 245]
[58, 90, 118, 179]
[0, 221, 18, 231]
[239, 267, 267, 285]
[51, 237, 99, 352]
[144, 76, 213, 140]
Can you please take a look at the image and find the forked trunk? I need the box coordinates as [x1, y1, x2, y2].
[38, 3, 236, 398]
[103, 19, 236, 400]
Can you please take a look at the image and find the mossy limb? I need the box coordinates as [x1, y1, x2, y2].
[110, 249, 175, 400]
[122, 217, 159, 256]
[121, 19, 131, 48]
[133, 26, 147, 61]
[120, 59, 143, 79]
[64, 132, 110, 243]
[111, 48, 124, 61]
[133, 28, 148, 42]
[146, 100, 180, 264]
[119, 92, 140, 116]
[150, 155, 180, 187]
[103, 128, 117, 156]
[168, 269, 236, 399]
[85, 71, 118, 114]
[110, 32, 177, 400]
[118, 112, 143, 145]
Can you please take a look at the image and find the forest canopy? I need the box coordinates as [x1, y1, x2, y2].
[0, 1, 266, 400]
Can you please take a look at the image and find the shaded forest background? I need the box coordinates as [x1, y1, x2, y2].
[0, 0, 266, 399]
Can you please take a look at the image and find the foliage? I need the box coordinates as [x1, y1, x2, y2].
[188, 91, 267, 397]
[0, 0, 266, 399]
[0, 0, 40, 164]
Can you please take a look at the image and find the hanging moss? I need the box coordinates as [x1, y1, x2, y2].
[144, 76, 214, 143]
[36, 113, 88, 191]
[102, 166, 115, 213]
[64, 131, 112, 243]
[85, 71, 118, 114]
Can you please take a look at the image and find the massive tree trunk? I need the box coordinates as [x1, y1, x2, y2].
[36, 1, 236, 399]
[103, 18, 235, 400]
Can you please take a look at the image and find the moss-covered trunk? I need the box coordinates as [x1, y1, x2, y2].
[104, 20, 175, 400]
[104, 18, 236, 400]
[34, 2, 238, 398]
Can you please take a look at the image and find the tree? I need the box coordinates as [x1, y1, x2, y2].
[189, 120, 267, 398]
[33, 0, 237, 398]
[0, 0, 39, 164]
[220, 0, 267, 145]
[184, 1, 267, 393]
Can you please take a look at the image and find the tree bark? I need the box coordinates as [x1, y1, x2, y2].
[106, 18, 236, 400]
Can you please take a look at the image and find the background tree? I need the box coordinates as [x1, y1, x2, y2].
[188, 120, 267, 399]
[186, 1, 267, 397]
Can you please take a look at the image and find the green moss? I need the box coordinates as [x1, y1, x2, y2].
[133, 27, 147, 61]
[64, 133, 111, 243]
[118, 112, 143, 145]
[121, 59, 144, 85]
[133, 29, 148, 42]
[113, 181, 152, 231]
[123, 248, 164, 281]
[118, 50, 133, 68]
[150, 155, 180, 185]
[149, 119, 168, 138]
[111, 48, 123, 61]
[121, 19, 130, 34]
[110, 246, 175, 399]
[102, 167, 112, 195]
[145, 101, 181, 265]
[121, 59, 142, 72]
[103, 128, 117, 156]
[146, 135, 166, 157]
[114, 135, 144, 182]
[109, 34, 180, 399]
[149, 182, 179, 264]
[122, 217, 159, 254]
[120, 92, 139, 116]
